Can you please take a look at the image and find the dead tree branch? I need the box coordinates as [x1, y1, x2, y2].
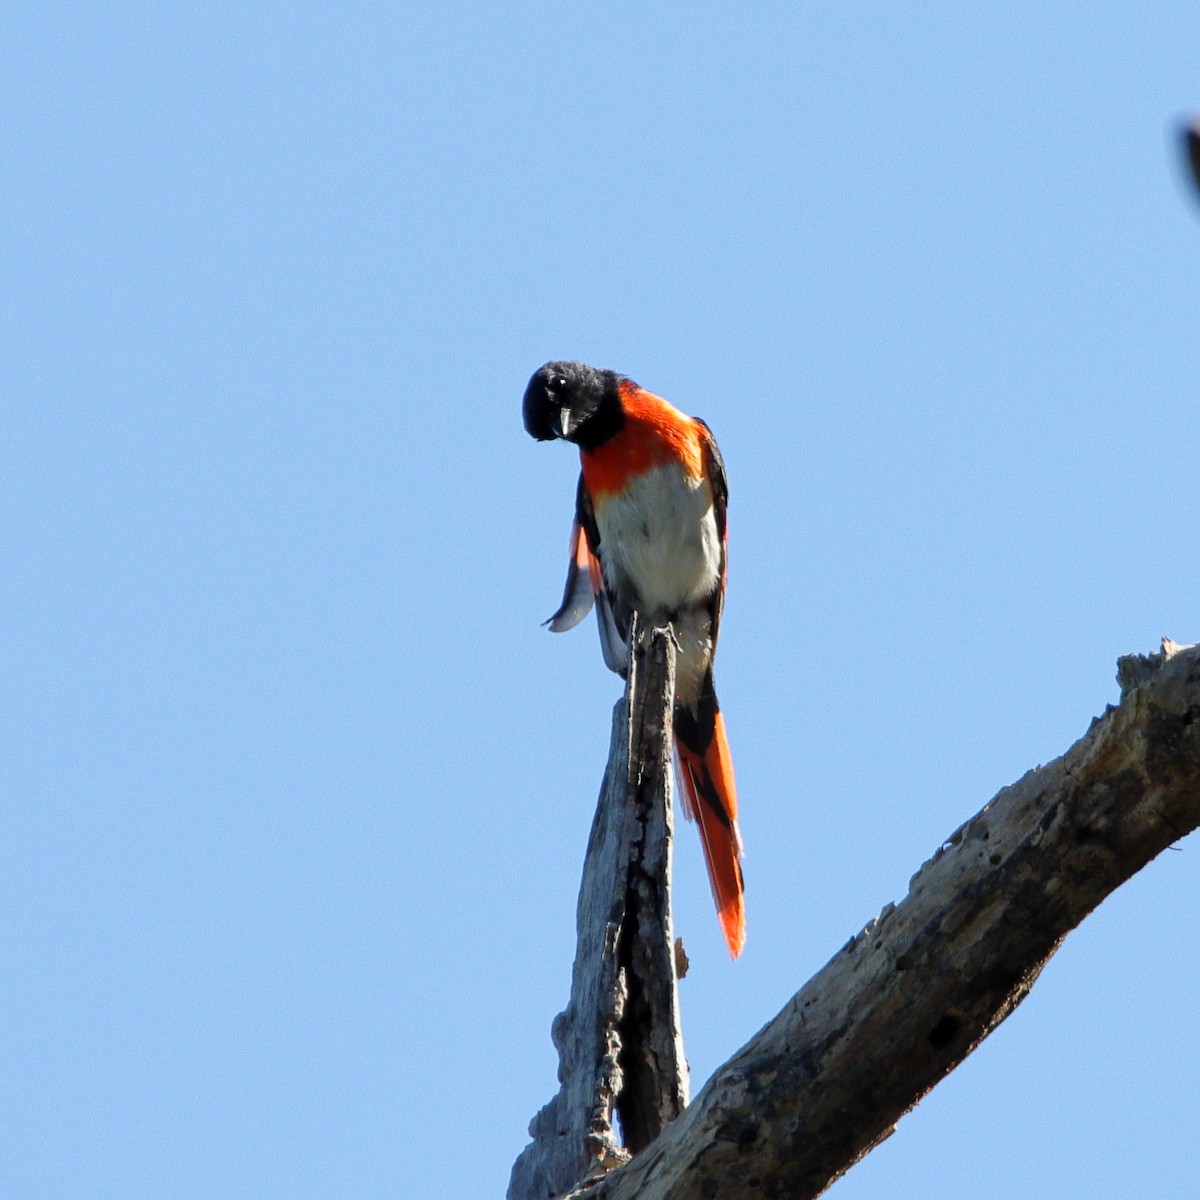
[556, 639, 1200, 1200]
[509, 625, 688, 1200]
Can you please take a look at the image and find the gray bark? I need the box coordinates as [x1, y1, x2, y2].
[508, 625, 688, 1200]
[549, 638, 1200, 1200]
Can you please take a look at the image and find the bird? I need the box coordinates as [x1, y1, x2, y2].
[523, 360, 745, 958]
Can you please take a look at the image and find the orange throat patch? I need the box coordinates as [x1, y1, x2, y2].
[580, 382, 703, 500]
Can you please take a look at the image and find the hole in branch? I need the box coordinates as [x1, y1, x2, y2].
[929, 1013, 963, 1049]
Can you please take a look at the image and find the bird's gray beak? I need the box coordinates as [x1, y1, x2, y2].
[551, 407, 574, 439]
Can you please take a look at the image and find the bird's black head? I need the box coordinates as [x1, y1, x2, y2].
[522, 360, 624, 449]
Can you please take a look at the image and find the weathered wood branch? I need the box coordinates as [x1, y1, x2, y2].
[509, 626, 688, 1200]
[559, 639, 1200, 1200]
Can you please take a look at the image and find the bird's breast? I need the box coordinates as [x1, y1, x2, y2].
[591, 463, 721, 617]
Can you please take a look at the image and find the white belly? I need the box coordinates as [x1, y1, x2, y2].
[595, 464, 721, 618]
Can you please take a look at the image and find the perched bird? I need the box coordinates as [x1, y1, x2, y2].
[523, 361, 745, 958]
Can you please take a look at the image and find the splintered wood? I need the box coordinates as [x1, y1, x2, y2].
[509, 625, 687, 1200]
[555, 641, 1200, 1200]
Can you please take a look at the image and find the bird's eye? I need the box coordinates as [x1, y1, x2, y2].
[550, 375, 568, 393]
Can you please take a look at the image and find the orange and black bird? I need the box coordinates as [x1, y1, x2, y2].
[523, 361, 745, 958]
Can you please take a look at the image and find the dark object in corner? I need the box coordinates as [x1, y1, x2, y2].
[1184, 121, 1200, 199]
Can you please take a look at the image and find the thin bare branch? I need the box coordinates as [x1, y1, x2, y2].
[509, 626, 687, 1200]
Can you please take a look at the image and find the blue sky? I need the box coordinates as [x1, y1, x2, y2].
[3, 5, 1199, 1198]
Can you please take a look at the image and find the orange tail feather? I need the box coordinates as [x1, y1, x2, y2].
[675, 703, 745, 959]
